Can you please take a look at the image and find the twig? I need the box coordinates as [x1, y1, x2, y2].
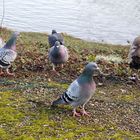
[0, 0, 5, 29]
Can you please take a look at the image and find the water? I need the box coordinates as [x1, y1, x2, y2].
[0, 0, 140, 45]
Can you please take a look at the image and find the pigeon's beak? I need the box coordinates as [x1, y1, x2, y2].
[96, 67, 100, 71]
[56, 45, 60, 48]
[93, 67, 101, 76]
[98, 68, 102, 76]
[96, 67, 101, 73]
[17, 34, 21, 41]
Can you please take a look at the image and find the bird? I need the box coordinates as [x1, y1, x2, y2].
[48, 41, 69, 73]
[0, 32, 20, 76]
[48, 30, 64, 47]
[51, 62, 101, 117]
[128, 36, 140, 82]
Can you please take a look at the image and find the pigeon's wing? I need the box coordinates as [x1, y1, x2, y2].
[0, 48, 17, 64]
[63, 46, 69, 61]
[56, 33, 64, 45]
[52, 79, 81, 106]
[48, 35, 57, 47]
[61, 80, 81, 104]
[48, 46, 54, 60]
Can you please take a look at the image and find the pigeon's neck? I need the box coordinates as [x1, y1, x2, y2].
[77, 74, 93, 85]
[4, 36, 17, 50]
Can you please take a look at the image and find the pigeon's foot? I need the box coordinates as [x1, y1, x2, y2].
[0, 71, 4, 76]
[0, 68, 4, 76]
[51, 64, 60, 76]
[73, 109, 81, 117]
[80, 110, 90, 117]
[61, 64, 64, 69]
[6, 69, 15, 76]
[80, 107, 91, 117]
[6, 72, 15, 77]
[51, 69, 60, 76]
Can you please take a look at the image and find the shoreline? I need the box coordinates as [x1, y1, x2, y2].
[0, 27, 130, 47]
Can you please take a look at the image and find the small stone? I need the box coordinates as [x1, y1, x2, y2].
[120, 89, 127, 93]
[98, 83, 104, 86]
[48, 78, 51, 82]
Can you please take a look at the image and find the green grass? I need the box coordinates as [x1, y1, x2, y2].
[0, 28, 140, 140]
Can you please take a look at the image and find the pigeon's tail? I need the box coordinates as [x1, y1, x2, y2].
[51, 97, 65, 107]
[52, 91, 74, 107]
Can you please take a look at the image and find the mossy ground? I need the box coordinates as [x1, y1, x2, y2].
[0, 28, 140, 140]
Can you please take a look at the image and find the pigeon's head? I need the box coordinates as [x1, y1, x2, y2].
[13, 31, 20, 37]
[130, 36, 140, 59]
[133, 36, 140, 47]
[10, 31, 20, 41]
[12, 31, 21, 41]
[54, 41, 61, 48]
[83, 62, 101, 76]
[52, 30, 57, 34]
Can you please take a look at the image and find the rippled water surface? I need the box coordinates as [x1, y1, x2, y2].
[0, 0, 140, 44]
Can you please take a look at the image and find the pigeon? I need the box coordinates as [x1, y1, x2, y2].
[52, 62, 101, 117]
[128, 36, 140, 82]
[48, 41, 69, 73]
[0, 32, 20, 76]
[48, 30, 64, 47]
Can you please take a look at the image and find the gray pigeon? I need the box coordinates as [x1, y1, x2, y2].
[48, 41, 69, 72]
[52, 62, 101, 117]
[129, 36, 140, 69]
[128, 36, 140, 81]
[0, 32, 20, 76]
[48, 30, 64, 47]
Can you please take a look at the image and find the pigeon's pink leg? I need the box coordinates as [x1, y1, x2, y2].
[51, 64, 60, 76]
[73, 108, 81, 117]
[61, 64, 64, 69]
[0, 68, 4, 76]
[6, 68, 15, 76]
[81, 105, 90, 117]
[52, 64, 56, 71]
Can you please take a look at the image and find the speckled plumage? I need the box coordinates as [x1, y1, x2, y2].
[0, 32, 19, 76]
[0, 48, 17, 69]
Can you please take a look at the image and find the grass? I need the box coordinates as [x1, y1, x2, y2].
[0, 28, 140, 140]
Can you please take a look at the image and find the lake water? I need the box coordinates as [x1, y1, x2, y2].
[0, 0, 140, 44]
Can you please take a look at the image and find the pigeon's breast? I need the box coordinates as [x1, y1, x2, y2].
[82, 82, 96, 91]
